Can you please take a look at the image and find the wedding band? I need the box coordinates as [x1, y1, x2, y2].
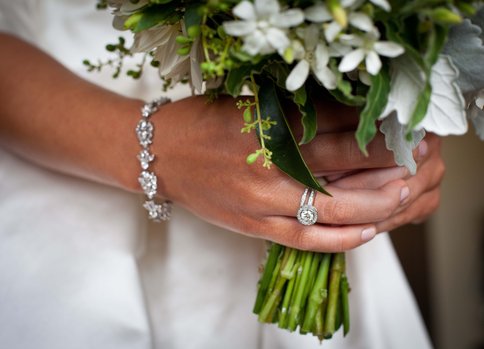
[297, 188, 318, 225]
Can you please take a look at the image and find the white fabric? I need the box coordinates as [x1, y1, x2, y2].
[0, 1, 432, 348]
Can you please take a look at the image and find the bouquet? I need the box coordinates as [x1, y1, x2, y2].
[88, 0, 484, 342]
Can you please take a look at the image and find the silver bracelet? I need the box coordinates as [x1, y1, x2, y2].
[135, 97, 172, 221]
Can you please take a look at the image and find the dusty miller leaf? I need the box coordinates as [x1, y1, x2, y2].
[378, 54, 425, 125]
[379, 55, 467, 136]
[417, 55, 467, 135]
[380, 114, 425, 175]
[443, 18, 484, 94]
[467, 90, 484, 140]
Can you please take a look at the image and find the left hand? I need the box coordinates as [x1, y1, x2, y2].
[328, 133, 444, 233]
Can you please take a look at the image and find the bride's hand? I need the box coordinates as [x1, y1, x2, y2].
[151, 96, 413, 252]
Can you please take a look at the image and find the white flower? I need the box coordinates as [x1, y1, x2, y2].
[338, 31, 404, 75]
[286, 25, 337, 91]
[368, 0, 391, 12]
[304, 2, 375, 42]
[223, 0, 304, 56]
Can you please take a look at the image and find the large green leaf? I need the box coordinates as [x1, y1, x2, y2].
[298, 95, 317, 145]
[258, 79, 330, 195]
[184, 3, 202, 33]
[329, 78, 366, 107]
[406, 79, 432, 136]
[131, 5, 179, 33]
[225, 65, 252, 97]
[356, 67, 391, 155]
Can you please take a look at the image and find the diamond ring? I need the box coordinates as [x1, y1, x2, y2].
[297, 188, 318, 226]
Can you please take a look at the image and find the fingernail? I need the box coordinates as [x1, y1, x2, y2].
[400, 186, 410, 204]
[361, 227, 376, 242]
[418, 140, 428, 158]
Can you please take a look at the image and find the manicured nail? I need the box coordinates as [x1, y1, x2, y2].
[400, 186, 410, 204]
[418, 140, 428, 158]
[361, 227, 376, 242]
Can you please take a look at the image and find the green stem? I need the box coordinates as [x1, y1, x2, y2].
[324, 253, 345, 338]
[301, 253, 331, 332]
[253, 243, 282, 314]
[250, 73, 272, 168]
[288, 251, 314, 331]
[299, 253, 322, 334]
[258, 248, 298, 322]
[341, 273, 350, 336]
[278, 262, 299, 329]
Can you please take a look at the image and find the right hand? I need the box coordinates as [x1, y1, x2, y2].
[150, 95, 410, 252]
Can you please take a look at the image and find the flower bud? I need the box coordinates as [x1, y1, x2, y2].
[176, 46, 191, 56]
[326, 0, 348, 28]
[283, 46, 294, 64]
[124, 13, 143, 31]
[429, 8, 462, 25]
[243, 108, 252, 123]
[456, 3, 477, 16]
[246, 152, 259, 165]
[187, 25, 201, 38]
[176, 35, 192, 44]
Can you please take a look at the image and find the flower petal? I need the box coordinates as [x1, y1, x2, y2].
[328, 41, 352, 57]
[233, 1, 256, 21]
[255, 0, 279, 17]
[266, 27, 290, 51]
[338, 34, 364, 47]
[365, 50, 382, 75]
[313, 64, 337, 89]
[304, 4, 332, 22]
[341, 0, 358, 7]
[304, 24, 320, 51]
[270, 9, 305, 28]
[349, 12, 374, 32]
[286, 59, 310, 91]
[338, 48, 365, 72]
[315, 43, 330, 66]
[223, 20, 256, 36]
[370, 0, 391, 11]
[359, 70, 371, 85]
[242, 31, 267, 55]
[374, 41, 405, 57]
[324, 21, 343, 42]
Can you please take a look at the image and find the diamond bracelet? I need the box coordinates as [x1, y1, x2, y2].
[135, 97, 172, 221]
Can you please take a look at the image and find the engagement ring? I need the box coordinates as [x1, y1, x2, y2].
[297, 188, 318, 225]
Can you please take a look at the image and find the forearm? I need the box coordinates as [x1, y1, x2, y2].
[0, 33, 141, 190]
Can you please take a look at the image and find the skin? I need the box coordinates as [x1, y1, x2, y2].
[0, 33, 444, 252]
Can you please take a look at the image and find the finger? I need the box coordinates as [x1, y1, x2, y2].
[267, 179, 408, 225]
[301, 132, 397, 173]
[330, 166, 409, 190]
[375, 188, 440, 232]
[259, 216, 377, 253]
[395, 141, 444, 212]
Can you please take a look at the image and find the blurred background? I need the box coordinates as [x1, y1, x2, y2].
[392, 132, 484, 349]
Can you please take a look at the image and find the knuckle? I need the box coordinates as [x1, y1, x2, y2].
[321, 199, 356, 223]
[293, 229, 313, 251]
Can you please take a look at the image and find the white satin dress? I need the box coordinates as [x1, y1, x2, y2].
[0, 1, 432, 348]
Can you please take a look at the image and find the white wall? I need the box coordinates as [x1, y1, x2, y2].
[428, 133, 484, 349]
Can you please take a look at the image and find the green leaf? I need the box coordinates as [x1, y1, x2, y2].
[258, 79, 329, 195]
[184, 3, 202, 35]
[131, 5, 179, 33]
[225, 62, 265, 97]
[264, 63, 290, 90]
[406, 79, 432, 136]
[423, 23, 448, 70]
[225, 65, 252, 97]
[329, 78, 366, 107]
[356, 67, 391, 155]
[297, 94, 317, 145]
